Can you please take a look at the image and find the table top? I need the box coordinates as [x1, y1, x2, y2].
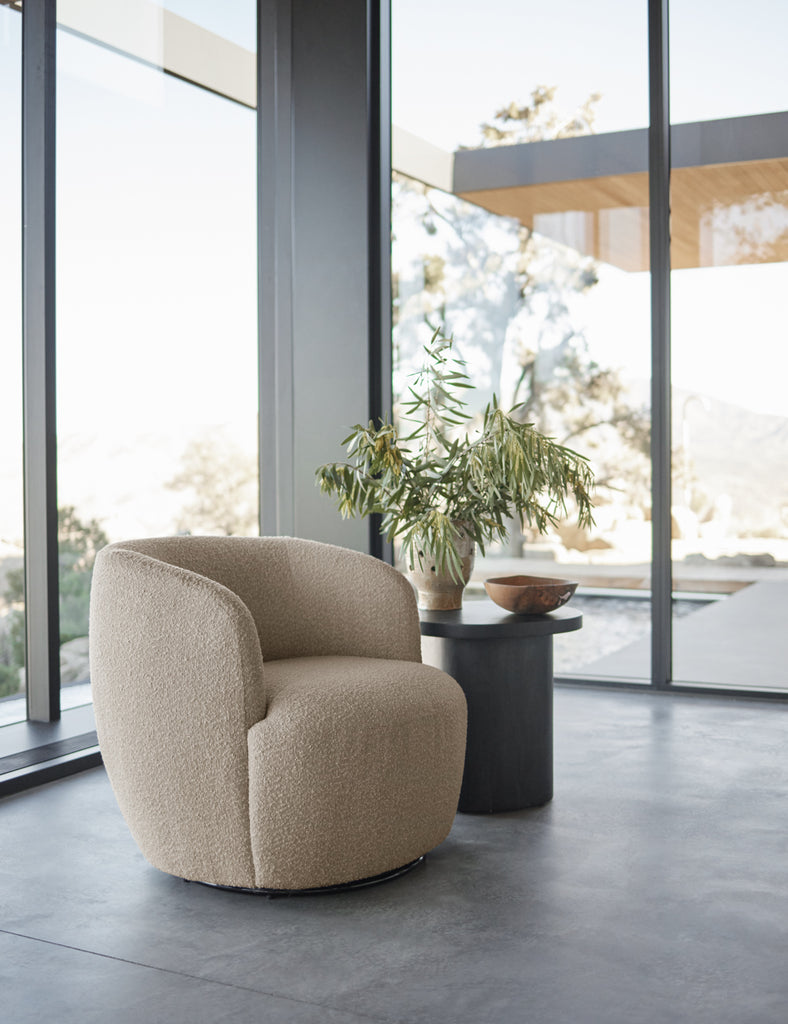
[419, 599, 582, 639]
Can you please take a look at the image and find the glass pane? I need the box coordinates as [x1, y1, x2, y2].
[56, 5, 258, 709]
[157, 0, 256, 51]
[670, 195, 788, 690]
[670, 5, 788, 691]
[670, 0, 788, 124]
[392, 0, 652, 680]
[57, 0, 255, 107]
[392, 0, 649, 150]
[0, 5, 25, 727]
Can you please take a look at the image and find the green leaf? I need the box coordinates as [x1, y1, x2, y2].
[315, 323, 596, 556]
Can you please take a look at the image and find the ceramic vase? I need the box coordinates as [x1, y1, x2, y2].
[407, 522, 476, 610]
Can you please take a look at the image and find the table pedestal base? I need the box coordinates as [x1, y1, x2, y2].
[422, 633, 553, 813]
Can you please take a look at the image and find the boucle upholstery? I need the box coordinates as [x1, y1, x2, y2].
[89, 536, 467, 891]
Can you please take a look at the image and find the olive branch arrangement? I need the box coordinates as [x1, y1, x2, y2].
[317, 327, 595, 580]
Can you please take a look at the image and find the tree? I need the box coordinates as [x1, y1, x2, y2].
[471, 85, 601, 147]
[0, 559, 25, 697]
[0, 505, 108, 697]
[166, 429, 258, 536]
[58, 505, 109, 644]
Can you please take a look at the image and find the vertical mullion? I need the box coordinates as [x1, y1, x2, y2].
[367, 0, 393, 563]
[22, 0, 60, 722]
[258, 0, 295, 538]
[648, 0, 672, 689]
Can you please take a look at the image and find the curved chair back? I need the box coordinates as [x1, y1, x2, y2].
[111, 535, 421, 663]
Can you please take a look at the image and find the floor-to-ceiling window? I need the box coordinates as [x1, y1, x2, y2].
[0, 2, 25, 726]
[668, 0, 788, 691]
[55, 2, 258, 712]
[392, 0, 788, 695]
[391, 0, 654, 682]
[0, 0, 257, 735]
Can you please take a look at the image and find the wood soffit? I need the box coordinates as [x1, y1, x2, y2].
[457, 157, 788, 272]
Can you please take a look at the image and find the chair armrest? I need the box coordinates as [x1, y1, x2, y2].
[247, 654, 467, 888]
[89, 546, 266, 887]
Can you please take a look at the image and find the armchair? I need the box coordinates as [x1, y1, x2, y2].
[89, 536, 466, 892]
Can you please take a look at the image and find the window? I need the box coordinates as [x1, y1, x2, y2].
[392, 0, 788, 694]
[392, 0, 653, 682]
[0, 3, 25, 726]
[669, 0, 788, 690]
[0, 0, 257, 744]
[56, 11, 258, 710]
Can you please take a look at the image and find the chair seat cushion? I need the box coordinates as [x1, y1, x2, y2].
[247, 655, 467, 890]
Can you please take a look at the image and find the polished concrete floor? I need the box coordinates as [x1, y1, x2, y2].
[2, 686, 787, 1024]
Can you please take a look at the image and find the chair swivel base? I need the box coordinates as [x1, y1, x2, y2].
[186, 855, 425, 897]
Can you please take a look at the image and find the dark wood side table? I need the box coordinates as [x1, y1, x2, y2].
[420, 601, 582, 813]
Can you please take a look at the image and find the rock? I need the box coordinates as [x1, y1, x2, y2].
[60, 636, 90, 684]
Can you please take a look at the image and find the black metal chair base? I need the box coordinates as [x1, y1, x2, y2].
[186, 855, 425, 898]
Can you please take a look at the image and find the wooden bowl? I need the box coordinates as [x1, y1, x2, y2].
[484, 574, 578, 615]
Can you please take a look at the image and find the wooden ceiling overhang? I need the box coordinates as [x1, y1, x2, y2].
[397, 113, 788, 272]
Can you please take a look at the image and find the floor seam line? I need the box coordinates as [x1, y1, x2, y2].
[0, 928, 399, 1024]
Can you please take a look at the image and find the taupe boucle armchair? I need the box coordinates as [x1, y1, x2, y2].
[89, 536, 467, 893]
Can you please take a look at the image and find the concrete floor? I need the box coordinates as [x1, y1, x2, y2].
[1, 686, 787, 1024]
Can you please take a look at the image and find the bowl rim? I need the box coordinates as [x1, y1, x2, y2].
[484, 574, 579, 589]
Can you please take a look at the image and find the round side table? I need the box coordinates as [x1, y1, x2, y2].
[420, 601, 582, 813]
